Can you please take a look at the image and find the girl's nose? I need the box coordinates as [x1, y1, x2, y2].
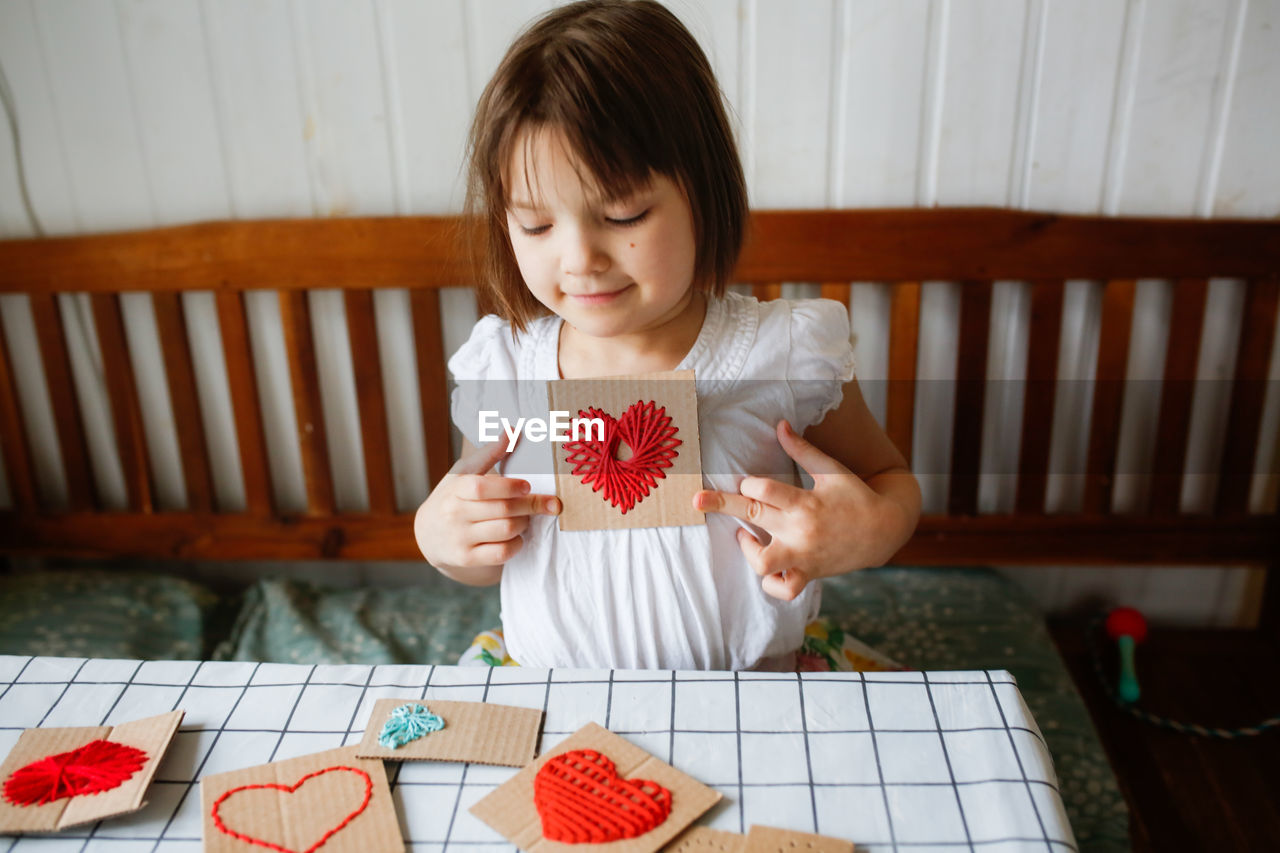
[559, 227, 610, 277]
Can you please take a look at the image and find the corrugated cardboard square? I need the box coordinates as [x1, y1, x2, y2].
[743, 825, 854, 853]
[354, 698, 542, 766]
[471, 721, 721, 853]
[548, 370, 704, 531]
[664, 827, 747, 853]
[200, 746, 401, 853]
[0, 709, 183, 833]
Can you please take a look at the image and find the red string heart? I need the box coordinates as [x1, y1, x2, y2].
[563, 400, 681, 513]
[211, 766, 373, 853]
[534, 748, 673, 843]
[3, 739, 148, 807]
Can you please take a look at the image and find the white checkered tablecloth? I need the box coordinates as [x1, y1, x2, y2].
[0, 656, 1076, 852]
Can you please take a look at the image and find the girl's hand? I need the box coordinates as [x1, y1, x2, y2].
[693, 420, 911, 601]
[414, 439, 561, 585]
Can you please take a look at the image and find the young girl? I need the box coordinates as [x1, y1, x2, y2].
[414, 0, 920, 672]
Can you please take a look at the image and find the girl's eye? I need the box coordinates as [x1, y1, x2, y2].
[518, 223, 551, 236]
[606, 209, 650, 227]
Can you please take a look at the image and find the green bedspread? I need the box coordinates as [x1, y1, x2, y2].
[0, 564, 1126, 851]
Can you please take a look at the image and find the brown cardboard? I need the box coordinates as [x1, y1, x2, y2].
[663, 827, 747, 853]
[743, 825, 855, 853]
[200, 746, 401, 853]
[0, 710, 183, 834]
[471, 722, 721, 853]
[548, 370, 704, 531]
[354, 698, 542, 766]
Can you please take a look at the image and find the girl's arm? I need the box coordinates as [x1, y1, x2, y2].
[802, 378, 921, 568]
[694, 377, 921, 600]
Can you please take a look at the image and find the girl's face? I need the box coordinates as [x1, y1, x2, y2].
[505, 127, 698, 341]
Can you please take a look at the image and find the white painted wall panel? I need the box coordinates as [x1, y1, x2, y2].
[1025, 0, 1126, 213]
[746, 0, 835, 207]
[1215, 0, 1280, 217]
[931, 0, 1027, 206]
[834, 0, 930, 207]
[116, 0, 232, 224]
[1111, 0, 1234, 215]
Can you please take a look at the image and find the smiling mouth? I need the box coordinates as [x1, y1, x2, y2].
[567, 285, 632, 305]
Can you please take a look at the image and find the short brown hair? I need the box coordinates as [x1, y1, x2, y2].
[465, 0, 748, 331]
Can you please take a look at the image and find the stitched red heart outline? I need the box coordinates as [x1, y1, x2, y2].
[534, 748, 673, 843]
[3, 739, 148, 807]
[563, 400, 681, 514]
[211, 766, 373, 853]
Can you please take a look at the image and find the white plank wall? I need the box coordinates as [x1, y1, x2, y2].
[0, 0, 1277, 625]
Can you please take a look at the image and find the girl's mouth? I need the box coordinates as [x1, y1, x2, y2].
[568, 285, 632, 306]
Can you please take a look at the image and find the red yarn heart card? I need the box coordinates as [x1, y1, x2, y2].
[211, 766, 372, 853]
[471, 722, 720, 853]
[200, 746, 401, 853]
[534, 748, 673, 843]
[563, 401, 681, 513]
[0, 710, 183, 834]
[549, 370, 704, 531]
[4, 739, 148, 806]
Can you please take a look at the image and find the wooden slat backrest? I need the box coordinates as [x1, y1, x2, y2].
[0, 316, 37, 512]
[90, 293, 152, 513]
[1149, 278, 1210, 515]
[215, 291, 272, 516]
[411, 288, 452, 492]
[345, 290, 396, 515]
[0, 208, 1277, 566]
[1083, 279, 1137, 514]
[29, 293, 95, 511]
[1014, 280, 1065, 514]
[279, 290, 335, 516]
[154, 292, 214, 513]
[1217, 276, 1280, 515]
[886, 282, 920, 467]
[949, 281, 993, 516]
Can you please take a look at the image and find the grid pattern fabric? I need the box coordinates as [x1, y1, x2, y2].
[0, 656, 1076, 852]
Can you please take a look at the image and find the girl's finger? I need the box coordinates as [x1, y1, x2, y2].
[739, 475, 801, 509]
[469, 538, 524, 566]
[761, 567, 810, 602]
[736, 527, 789, 577]
[776, 420, 851, 479]
[695, 489, 783, 532]
[457, 475, 532, 501]
[451, 439, 513, 476]
[458, 493, 561, 521]
[467, 516, 530, 544]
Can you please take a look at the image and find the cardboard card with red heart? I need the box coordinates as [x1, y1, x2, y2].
[471, 721, 721, 853]
[548, 369, 704, 531]
[200, 746, 401, 853]
[0, 709, 183, 834]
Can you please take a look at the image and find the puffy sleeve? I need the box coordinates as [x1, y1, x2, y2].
[447, 314, 515, 445]
[786, 298, 857, 429]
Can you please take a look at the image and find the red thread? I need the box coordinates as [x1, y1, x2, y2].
[563, 400, 681, 514]
[211, 766, 373, 853]
[3, 739, 148, 807]
[534, 749, 673, 843]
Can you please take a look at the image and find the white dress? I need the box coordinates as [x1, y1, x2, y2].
[447, 292, 856, 671]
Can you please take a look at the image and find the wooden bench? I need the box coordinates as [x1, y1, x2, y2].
[1, 208, 1277, 627]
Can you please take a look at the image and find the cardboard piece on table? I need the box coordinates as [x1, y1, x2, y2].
[664, 827, 748, 853]
[743, 825, 855, 853]
[200, 745, 401, 853]
[354, 698, 543, 766]
[0, 710, 184, 833]
[548, 369, 704, 531]
[471, 721, 721, 853]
